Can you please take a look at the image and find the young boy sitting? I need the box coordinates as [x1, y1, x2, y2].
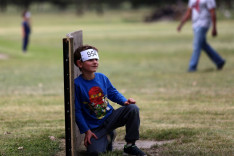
[74, 45, 146, 155]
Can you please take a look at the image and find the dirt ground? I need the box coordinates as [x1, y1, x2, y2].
[56, 139, 174, 156]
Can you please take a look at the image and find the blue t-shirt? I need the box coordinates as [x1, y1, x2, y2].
[74, 73, 127, 134]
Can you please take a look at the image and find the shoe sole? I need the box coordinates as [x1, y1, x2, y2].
[123, 152, 147, 156]
[123, 152, 133, 156]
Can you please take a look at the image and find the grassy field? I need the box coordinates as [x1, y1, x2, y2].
[0, 9, 234, 156]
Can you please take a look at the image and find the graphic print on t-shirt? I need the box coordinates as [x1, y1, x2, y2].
[194, 0, 200, 12]
[88, 86, 109, 119]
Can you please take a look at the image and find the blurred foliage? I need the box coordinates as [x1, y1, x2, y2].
[0, 0, 233, 13]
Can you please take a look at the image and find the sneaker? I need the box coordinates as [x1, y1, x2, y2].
[106, 130, 116, 151]
[123, 144, 146, 156]
[217, 61, 226, 70]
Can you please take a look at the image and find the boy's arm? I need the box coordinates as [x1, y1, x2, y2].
[177, 8, 192, 32]
[74, 85, 90, 134]
[74, 85, 98, 146]
[106, 78, 127, 105]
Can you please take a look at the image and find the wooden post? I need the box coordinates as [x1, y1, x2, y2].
[63, 30, 84, 156]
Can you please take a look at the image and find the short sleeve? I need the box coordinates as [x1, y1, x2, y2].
[206, 0, 216, 9]
[188, 0, 193, 8]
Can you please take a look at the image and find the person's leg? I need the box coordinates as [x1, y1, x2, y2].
[201, 28, 225, 69]
[102, 104, 145, 155]
[86, 131, 108, 155]
[104, 104, 140, 143]
[106, 130, 116, 151]
[85, 105, 141, 155]
[23, 36, 26, 52]
[23, 35, 29, 52]
[188, 27, 205, 71]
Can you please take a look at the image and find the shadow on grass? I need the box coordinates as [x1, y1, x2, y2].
[200, 68, 216, 73]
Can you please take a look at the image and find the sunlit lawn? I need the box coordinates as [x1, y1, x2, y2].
[0, 10, 233, 155]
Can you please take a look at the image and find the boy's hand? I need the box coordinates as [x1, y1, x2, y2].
[84, 130, 98, 147]
[124, 98, 136, 105]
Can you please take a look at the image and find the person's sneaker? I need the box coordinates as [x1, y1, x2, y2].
[123, 144, 146, 156]
[217, 60, 226, 70]
[106, 130, 116, 151]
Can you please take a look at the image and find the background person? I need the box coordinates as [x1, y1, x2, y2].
[177, 0, 225, 72]
[22, 10, 31, 52]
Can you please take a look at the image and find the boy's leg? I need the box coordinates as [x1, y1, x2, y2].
[104, 104, 146, 155]
[86, 104, 141, 154]
[96, 104, 145, 155]
[104, 104, 140, 143]
[86, 126, 115, 154]
[86, 133, 108, 155]
[106, 130, 117, 151]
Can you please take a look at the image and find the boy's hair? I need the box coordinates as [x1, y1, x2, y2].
[74, 45, 98, 67]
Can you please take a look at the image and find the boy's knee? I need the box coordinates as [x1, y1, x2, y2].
[87, 136, 108, 155]
[126, 104, 139, 113]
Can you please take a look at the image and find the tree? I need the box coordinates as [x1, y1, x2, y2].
[0, 0, 7, 12]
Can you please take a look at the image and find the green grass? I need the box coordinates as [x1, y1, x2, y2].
[0, 9, 234, 155]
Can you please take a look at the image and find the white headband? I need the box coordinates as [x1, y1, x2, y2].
[80, 49, 99, 62]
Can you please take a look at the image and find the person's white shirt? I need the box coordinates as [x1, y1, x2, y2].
[188, 0, 216, 28]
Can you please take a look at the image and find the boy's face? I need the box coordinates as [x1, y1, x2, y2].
[77, 49, 99, 73]
[78, 59, 99, 73]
